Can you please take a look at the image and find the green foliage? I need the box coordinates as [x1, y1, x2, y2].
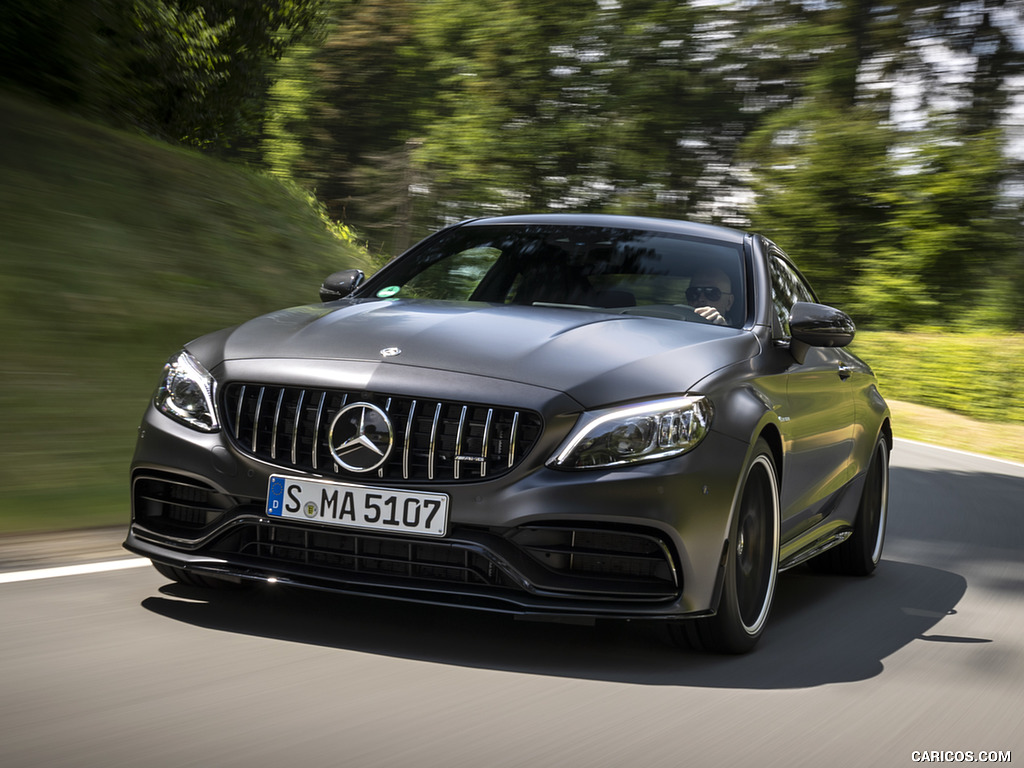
[851, 129, 1020, 328]
[0, 0, 328, 153]
[745, 103, 895, 310]
[0, 92, 368, 532]
[262, 0, 1023, 336]
[280, 0, 757, 253]
[4, 0, 1022, 332]
[853, 332, 1024, 425]
[740, 0, 1024, 330]
[272, 0, 441, 254]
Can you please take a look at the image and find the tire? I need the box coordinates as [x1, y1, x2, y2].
[811, 438, 889, 576]
[671, 438, 781, 654]
[152, 561, 250, 590]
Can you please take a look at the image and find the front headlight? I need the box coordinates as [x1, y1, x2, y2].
[154, 350, 220, 432]
[549, 395, 712, 470]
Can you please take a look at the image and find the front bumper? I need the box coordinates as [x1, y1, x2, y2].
[127, 398, 749, 620]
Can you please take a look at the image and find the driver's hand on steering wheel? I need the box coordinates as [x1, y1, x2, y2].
[694, 306, 727, 325]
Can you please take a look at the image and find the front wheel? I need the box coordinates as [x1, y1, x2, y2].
[670, 438, 781, 654]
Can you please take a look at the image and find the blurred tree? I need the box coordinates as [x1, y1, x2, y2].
[127, 0, 328, 154]
[0, 0, 327, 153]
[284, 0, 760, 252]
[739, 0, 1024, 328]
[274, 0, 437, 255]
[413, 0, 764, 223]
[744, 103, 895, 309]
[850, 127, 1020, 327]
[1, 0, 125, 108]
[7, 0, 1022, 327]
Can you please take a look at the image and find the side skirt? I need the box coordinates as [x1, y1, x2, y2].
[778, 529, 852, 572]
[778, 469, 866, 571]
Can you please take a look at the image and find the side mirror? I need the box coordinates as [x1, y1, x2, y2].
[789, 301, 855, 363]
[319, 269, 365, 302]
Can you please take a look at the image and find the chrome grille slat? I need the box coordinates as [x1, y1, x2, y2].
[270, 388, 285, 460]
[454, 405, 468, 480]
[251, 387, 266, 453]
[403, 400, 417, 480]
[508, 411, 520, 468]
[290, 390, 306, 465]
[311, 391, 326, 470]
[223, 384, 541, 484]
[428, 402, 442, 481]
[233, 385, 246, 441]
[480, 409, 493, 478]
[379, 398, 392, 479]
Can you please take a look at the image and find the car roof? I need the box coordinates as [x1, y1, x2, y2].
[458, 213, 749, 246]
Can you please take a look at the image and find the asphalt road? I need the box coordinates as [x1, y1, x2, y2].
[1, 439, 1021, 768]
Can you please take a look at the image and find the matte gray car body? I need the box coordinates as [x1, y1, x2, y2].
[126, 213, 891, 653]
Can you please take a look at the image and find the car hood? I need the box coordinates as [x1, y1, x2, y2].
[197, 300, 758, 408]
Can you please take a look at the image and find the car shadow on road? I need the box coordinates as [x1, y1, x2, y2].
[140, 557, 968, 689]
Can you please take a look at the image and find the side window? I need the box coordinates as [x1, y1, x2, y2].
[768, 250, 815, 338]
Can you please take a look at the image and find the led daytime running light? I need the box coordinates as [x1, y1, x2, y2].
[550, 395, 711, 470]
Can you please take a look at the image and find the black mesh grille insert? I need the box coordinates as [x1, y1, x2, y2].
[510, 526, 678, 589]
[217, 522, 518, 590]
[222, 384, 542, 484]
[204, 521, 679, 601]
[132, 474, 238, 534]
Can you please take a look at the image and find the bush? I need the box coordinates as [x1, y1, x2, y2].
[853, 331, 1024, 425]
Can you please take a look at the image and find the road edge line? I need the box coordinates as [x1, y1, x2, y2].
[0, 558, 151, 585]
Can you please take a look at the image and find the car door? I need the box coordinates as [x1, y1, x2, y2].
[767, 248, 858, 539]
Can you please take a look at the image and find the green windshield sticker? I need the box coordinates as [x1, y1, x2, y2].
[377, 285, 401, 298]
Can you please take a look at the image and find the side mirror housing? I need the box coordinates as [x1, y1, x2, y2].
[789, 301, 856, 363]
[319, 269, 365, 302]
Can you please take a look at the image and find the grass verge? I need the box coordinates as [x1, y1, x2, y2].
[887, 400, 1024, 464]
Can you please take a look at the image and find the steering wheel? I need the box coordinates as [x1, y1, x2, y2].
[615, 304, 705, 321]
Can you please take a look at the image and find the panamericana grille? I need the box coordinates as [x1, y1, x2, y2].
[222, 383, 542, 483]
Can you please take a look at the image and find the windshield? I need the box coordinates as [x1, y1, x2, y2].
[364, 224, 746, 327]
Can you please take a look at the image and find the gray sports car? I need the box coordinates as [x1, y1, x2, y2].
[125, 213, 891, 653]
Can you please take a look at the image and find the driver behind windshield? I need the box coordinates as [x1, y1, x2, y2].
[686, 268, 734, 326]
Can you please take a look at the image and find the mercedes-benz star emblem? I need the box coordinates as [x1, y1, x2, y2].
[328, 403, 394, 473]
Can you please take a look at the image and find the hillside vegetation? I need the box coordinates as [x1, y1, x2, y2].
[0, 92, 369, 532]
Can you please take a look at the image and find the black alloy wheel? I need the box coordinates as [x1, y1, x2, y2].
[670, 437, 780, 654]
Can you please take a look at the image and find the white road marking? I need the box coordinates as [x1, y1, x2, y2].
[894, 437, 1024, 470]
[0, 558, 151, 585]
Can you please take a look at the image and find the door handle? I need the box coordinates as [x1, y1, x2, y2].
[838, 364, 854, 381]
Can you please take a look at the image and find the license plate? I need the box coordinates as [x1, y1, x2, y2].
[266, 475, 449, 537]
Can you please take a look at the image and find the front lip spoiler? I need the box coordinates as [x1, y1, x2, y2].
[124, 527, 696, 621]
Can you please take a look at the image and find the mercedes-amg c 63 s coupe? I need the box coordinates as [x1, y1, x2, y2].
[125, 213, 891, 653]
